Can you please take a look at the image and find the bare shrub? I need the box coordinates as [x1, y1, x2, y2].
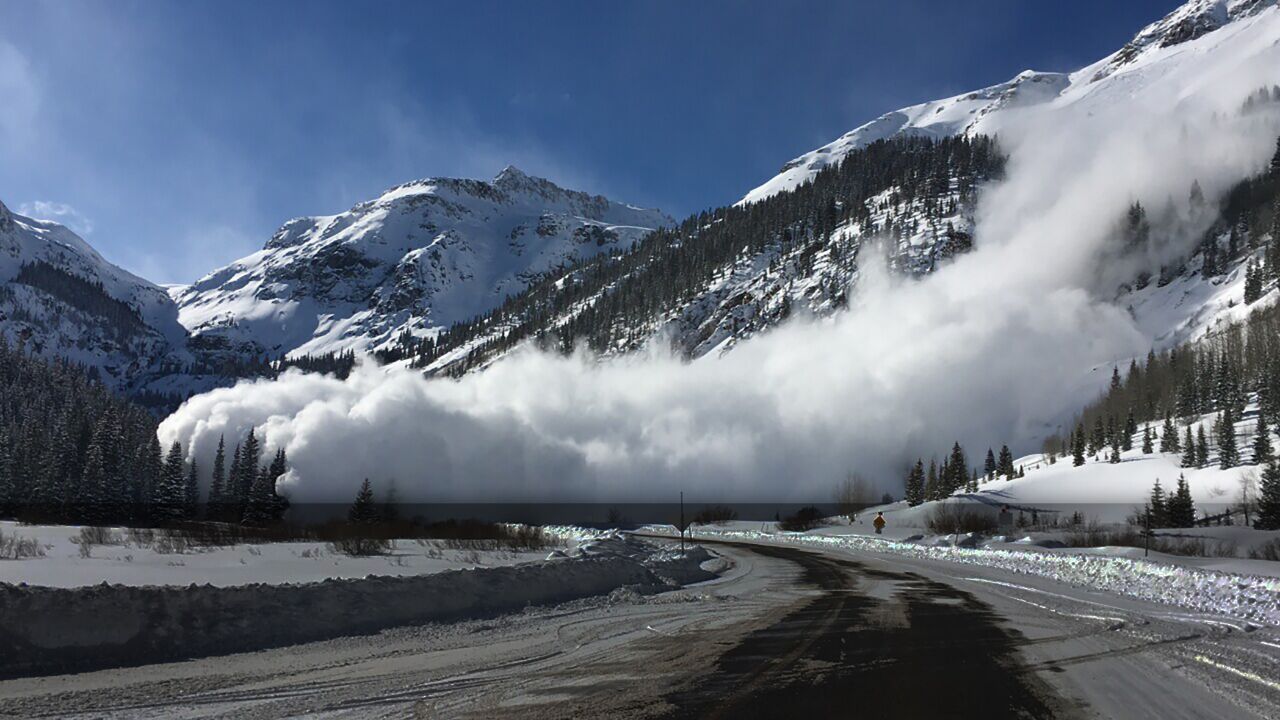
[779, 506, 824, 532]
[926, 505, 997, 535]
[1248, 538, 1280, 561]
[153, 530, 190, 555]
[692, 505, 739, 526]
[126, 527, 155, 548]
[328, 536, 391, 557]
[1068, 525, 1241, 558]
[0, 528, 45, 559]
[76, 526, 120, 547]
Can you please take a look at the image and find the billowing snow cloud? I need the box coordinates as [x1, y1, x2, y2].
[17, 200, 94, 236]
[159, 11, 1280, 503]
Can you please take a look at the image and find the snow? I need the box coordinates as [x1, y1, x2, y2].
[0, 202, 211, 395]
[0, 529, 721, 678]
[739, 70, 1070, 205]
[739, 1, 1280, 205]
[0, 521, 554, 588]
[645, 522, 1280, 627]
[172, 167, 674, 359]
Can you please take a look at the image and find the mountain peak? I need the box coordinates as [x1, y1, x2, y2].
[0, 199, 11, 233]
[493, 164, 531, 185]
[492, 164, 554, 195]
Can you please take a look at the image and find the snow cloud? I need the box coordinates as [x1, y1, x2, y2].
[16, 201, 94, 236]
[159, 13, 1280, 504]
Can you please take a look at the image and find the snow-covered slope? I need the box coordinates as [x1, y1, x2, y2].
[0, 198, 194, 393]
[173, 167, 672, 357]
[741, 0, 1277, 205]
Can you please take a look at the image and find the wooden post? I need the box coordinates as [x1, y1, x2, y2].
[1144, 507, 1151, 558]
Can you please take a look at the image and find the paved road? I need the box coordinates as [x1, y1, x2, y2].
[0, 539, 1271, 719]
[655, 542, 1066, 719]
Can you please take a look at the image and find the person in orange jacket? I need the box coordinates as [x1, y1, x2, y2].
[873, 511, 886, 534]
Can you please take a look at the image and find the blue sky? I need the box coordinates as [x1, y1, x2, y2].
[0, 0, 1181, 284]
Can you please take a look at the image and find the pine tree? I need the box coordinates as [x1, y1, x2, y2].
[1258, 458, 1280, 530]
[984, 448, 997, 479]
[1123, 411, 1136, 451]
[1072, 424, 1086, 466]
[925, 459, 940, 501]
[0, 432, 12, 517]
[349, 478, 380, 524]
[243, 448, 289, 526]
[1167, 474, 1196, 528]
[227, 443, 243, 512]
[81, 433, 108, 523]
[1218, 409, 1239, 469]
[1181, 426, 1198, 468]
[1245, 259, 1262, 303]
[209, 436, 226, 508]
[1148, 479, 1168, 528]
[1141, 426, 1153, 454]
[947, 442, 967, 494]
[905, 460, 925, 506]
[998, 444, 1015, 478]
[184, 458, 200, 519]
[136, 436, 162, 524]
[158, 442, 185, 523]
[1196, 425, 1210, 466]
[966, 467, 979, 494]
[239, 429, 261, 503]
[1254, 413, 1273, 464]
[1160, 416, 1179, 453]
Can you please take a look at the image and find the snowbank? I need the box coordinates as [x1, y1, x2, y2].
[0, 522, 551, 588]
[0, 533, 718, 678]
[645, 525, 1280, 627]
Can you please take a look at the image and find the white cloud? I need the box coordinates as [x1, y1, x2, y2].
[16, 200, 93, 235]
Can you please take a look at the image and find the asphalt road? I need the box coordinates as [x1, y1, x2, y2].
[655, 541, 1067, 719]
[0, 538, 1272, 719]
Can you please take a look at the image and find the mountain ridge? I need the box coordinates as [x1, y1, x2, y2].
[171, 166, 672, 359]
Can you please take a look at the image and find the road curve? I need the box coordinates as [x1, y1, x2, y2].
[5, 538, 1266, 718]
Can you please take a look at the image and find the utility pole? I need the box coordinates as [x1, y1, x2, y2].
[1144, 507, 1151, 558]
[679, 491, 685, 553]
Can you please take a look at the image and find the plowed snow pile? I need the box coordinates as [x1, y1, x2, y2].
[0, 531, 718, 678]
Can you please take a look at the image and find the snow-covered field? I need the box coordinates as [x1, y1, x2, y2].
[0, 521, 570, 588]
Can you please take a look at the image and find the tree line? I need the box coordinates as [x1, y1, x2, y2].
[0, 337, 289, 526]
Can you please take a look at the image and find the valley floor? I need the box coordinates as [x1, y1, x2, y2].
[1, 537, 1275, 719]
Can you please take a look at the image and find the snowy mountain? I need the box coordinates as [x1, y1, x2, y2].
[172, 167, 672, 358]
[741, 0, 1277, 205]
[0, 198, 196, 395]
[409, 0, 1280, 378]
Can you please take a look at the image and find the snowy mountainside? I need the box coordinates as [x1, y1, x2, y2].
[172, 166, 672, 358]
[740, 71, 1068, 205]
[413, 1, 1280, 377]
[740, 0, 1278, 205]
[410, 136, 1001, 373]
[0, 198, 198, 394]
